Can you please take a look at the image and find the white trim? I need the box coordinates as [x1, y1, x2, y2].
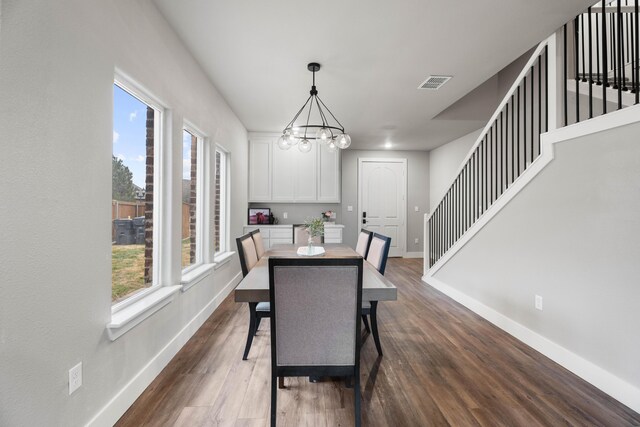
[213, 251, 235, 270]
[357, 158, 408, 258]
[107, 285, 181, 341]
[403, 251, 423, 259]
[89, 271, 242, 427]
[425, 102, 640, 276]
[422, 276, 640, 414]
[180, 263, 215, 292]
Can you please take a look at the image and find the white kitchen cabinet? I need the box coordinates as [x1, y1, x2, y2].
[248, 138, 272, 202]
[317, 141, 340, 202]
[323, 224, 344, 244]
[248, 134, 340, 203]
[242, 225, 293, 250]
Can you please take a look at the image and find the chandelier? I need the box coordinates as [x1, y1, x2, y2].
[278, 62, 351, 153]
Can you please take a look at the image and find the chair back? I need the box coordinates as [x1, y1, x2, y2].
[355, 229, 373, 258]
[293, 225, 323, 245]
[250, 229, 266, 259]
[236, 233, 259, 277]
[366, 233, 392, 275]
[269, 257, 363, 368]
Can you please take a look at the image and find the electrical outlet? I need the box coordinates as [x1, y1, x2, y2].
[414, 238, 419, 244]
[535, 295, 543, 311]
[347, 205, 353, 212]
[69, 362, 82, 395]
[283, 212, 288, 219]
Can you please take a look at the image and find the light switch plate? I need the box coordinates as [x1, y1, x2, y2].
[69, 362, 82, 395]
[347, 206, 353, 212]
[414, 206, 419, 212]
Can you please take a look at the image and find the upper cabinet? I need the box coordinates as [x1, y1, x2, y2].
[248, 135, 340, 203]
[248, 137, 272, 201]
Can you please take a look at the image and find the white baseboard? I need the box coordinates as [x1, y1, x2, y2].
[422, 275, 640, 415]
[87, 272, 242, 427]
[403, 251, 423, 259]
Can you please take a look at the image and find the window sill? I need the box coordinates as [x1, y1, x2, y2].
[213, 251, 235, 270]
[181, 263, 215, 292]
[107, 285, 181, 341]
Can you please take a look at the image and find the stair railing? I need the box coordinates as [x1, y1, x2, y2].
[425, 34, 558, 271]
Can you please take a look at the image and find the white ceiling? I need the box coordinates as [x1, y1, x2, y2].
[153, 0, 593, 151]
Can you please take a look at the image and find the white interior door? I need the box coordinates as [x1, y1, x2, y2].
[358, 159, 406, 257]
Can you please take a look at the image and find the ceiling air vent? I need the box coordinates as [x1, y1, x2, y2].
[418, 75, 452, 90]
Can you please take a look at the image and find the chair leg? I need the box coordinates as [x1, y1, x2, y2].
[370, 301, 383, 356]
[278, 376, 285, 389]
[242, 302, 257, 360]
[361, 314, 371, 333]
[271, 371, 277, 427]
[254, 316, 262, 335]
[354, 372, 361, 427]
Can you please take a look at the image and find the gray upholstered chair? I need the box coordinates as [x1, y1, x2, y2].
[363, 233, 392, 356]
[355, 229, 373, 258]
[293, 224, 323, 245]
[269, 257, 363, 427]
[236, 232, 270, 360]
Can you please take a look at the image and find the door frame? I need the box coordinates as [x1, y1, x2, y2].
[357, 158, 408, 257]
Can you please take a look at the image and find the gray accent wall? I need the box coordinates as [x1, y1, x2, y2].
[340, 150, 430, 253]
[432, 120, 640, 392]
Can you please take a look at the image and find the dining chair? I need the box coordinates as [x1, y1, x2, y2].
[363, 232, 392, 356]
[250, 229, 266, 259]
[236, 232, 270, 360]
[269, 257, 363, 427]
[293, 224, 323, 245]
[355, 228, 373, 258]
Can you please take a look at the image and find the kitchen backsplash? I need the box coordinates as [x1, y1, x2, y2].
[248, 203, 341, 225]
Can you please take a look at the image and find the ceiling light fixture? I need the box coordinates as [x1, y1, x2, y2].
[278, 62, 351, 153]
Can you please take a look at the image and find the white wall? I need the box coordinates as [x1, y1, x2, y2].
[428, 129, 482, 212]
[430, 119, 640, 406]
[0, 1, 247, 425]
[340, 150, 429, 254]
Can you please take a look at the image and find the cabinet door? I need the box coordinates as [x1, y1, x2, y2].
[294, 142, 317, 201]
[317, 142, 341, 202]
[249, 138, 272, 201]
[271, 143, 295, 201]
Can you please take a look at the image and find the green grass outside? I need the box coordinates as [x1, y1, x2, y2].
[112, 239, 192, 302]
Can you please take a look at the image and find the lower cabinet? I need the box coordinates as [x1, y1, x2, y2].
[242, 224, 344, 248]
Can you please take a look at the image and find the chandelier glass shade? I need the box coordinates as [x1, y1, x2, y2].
[278, 63, 351, 152]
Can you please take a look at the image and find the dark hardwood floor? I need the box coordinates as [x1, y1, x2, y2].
[116, 258, 640, 426]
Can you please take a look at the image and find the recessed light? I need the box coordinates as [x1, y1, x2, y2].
[384, 142, 392, 149]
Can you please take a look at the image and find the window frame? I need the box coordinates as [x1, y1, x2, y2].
[214, 146, 230, 258]
[112, 72, 165, 313]
[181, 124, 207, 275]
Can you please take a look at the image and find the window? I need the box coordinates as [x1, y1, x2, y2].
[214, 148, 228, 255]
[181, 129, 203, 270]
[112, 82, 160, 303]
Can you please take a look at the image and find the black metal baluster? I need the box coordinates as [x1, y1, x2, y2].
[596, 11, 602, 85]
[511, 95, 514, 186]
[564, 25, 568, 125]
[524, 75, 527, 167]
[581, 15, 587, 81]
[619, 0, 624, 107]
[545, 45, 549, 132]
[603, 0, 608, 112]
[484, 136, 487, 212]
[517, 85, 521, 177]
[612, 13, 617, 89]
[500, 110, 504, 195]
[575, 18, 581, 122]
[538, 57, 542, 156]
[531, 65, 534, 163]
[636, 0, 639, 103]
[589, 7, 594, 118]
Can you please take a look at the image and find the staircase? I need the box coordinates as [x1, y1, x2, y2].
[424, 0, 640, 275]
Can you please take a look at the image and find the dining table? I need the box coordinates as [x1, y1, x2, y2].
[234, 243, 398, 358]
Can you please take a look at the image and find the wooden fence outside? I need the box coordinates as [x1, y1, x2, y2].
[112, 200, 190, 241]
